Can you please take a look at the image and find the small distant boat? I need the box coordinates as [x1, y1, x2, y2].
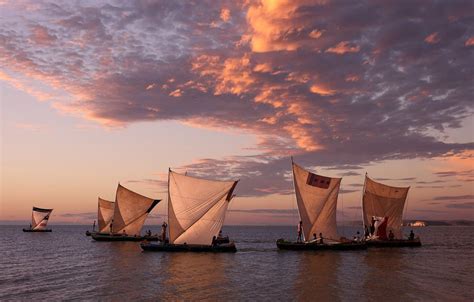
[141, 169, 238, 253]
[23, 207, 53, 232]
[276, 159, 366, 251]
[362, 175, 421, 248]
[91, 184, 160, 242]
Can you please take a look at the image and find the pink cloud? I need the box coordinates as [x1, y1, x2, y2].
[325, 41, 360, 54]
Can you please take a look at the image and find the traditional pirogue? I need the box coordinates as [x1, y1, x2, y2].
[91, 184, 160, 241]
[276, 159, 366, 251]
[362, 175, 421, 247]
[23, 207, 53, 232]
[141, 169, 238, 252]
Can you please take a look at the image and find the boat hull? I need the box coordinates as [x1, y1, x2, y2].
[85, 230, 92, 236]
[140, 242, 237, 253]
[366, 238, 421, 248]
[91, 233, 160, 242]
[276, 239, 367, 251]
[23, 229, 52, 232]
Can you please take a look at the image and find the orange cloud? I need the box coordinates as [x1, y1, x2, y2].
[424, 32, 440, 44]
[220, 8, 231, 22]
[30, 25, 56, 45]
[326, 41, 360, 54]
[309, 29, 324, 39]
[310, 84, 336, 96]
[169, 89, 183, 97]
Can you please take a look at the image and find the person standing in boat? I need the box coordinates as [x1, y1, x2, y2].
[409, 230, 415, 240]
[388, 230, 395, 240]
[319, 232, 324, 244]
[161, 221, 168, 242]
[109, 219, 114, 234]
[297, 220, 303, 243]
[92, 220, 96, 232]
[370, 217, 375, 236]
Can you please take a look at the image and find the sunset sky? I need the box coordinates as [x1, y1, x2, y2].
[1, 0, 473, 225]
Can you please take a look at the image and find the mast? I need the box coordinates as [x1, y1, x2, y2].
[360, 172, 367, 230]
[290, 156, 298, 230]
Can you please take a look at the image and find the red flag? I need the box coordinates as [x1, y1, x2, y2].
[306, 172, 331, 189]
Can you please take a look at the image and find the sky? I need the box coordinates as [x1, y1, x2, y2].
[0, 0, 473, 225]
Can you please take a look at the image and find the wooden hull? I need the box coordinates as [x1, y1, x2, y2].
[91, 233, 160, 242]
[23, 228, 52, 232]
[366, 238, 421, 248]
[140, 242, 237, 253]
[276, 239, 367, 251]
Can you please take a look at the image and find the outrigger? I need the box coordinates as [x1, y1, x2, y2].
[23, 207, 53, 232]
[141, 169, 238, 253]
[276, 159, 366, 251]
[362, 175, 422, 248]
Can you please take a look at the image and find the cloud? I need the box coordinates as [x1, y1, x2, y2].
[0, 0, 473, 197]
[446, 202, 474, 209]
[338, 171, 361, 177]
[424, 32, 440, 44]
[59, 212, 96, 219]
[432, 194, 473, 201]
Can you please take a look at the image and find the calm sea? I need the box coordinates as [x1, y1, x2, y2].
[0, 225, 472, 301]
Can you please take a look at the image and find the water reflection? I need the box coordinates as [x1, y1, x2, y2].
[295, 252, 341, 301]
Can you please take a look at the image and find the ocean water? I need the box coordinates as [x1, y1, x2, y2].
[0, 225, 473, 301]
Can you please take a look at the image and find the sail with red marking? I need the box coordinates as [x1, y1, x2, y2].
[362, 176, 409, 239]
[31, 207, 53, 230]
[292, 162, 341, 242]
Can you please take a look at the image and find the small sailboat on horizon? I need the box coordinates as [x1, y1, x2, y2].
[91, 184, 160, 241]
[362, 174, 421, 247]
[276, 159, 366, 251]
[23, 207, 53, 232]
[141, 169, 238, 252]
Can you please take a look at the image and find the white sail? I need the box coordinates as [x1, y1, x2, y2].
[98, 197, 114, 233]
[168, 170, 238, 245]
[293, 162, 341, 241]
[111, 184, 160, 236]
[31, 207, 53, 230]
[362, 176, 409, 239]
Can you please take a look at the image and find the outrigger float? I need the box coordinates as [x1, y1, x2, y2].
[361, 175, 422, 248]
[276, 159, 366, 251]
[23, 207, 53, 232]
[91, 184, 160, 242]
[141, 169, 239, 253]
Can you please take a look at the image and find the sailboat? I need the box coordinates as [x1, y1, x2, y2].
[92, 184, 160, 241]
[141, 169, 238, 252]
[23, 207, 53, 232]
[86, 197, 114, 236]
[276, 159, 366, 250]
[362, 175, 421, 247]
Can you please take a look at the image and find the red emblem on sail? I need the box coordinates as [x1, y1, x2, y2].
[306, 172, 331, 189]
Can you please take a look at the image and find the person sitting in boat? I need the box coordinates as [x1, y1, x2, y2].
[364, 226, 370, 238]
[297, 220, 303, 243]
[388, 230, 395, 241]
[161, 221, 168, 242]
[218, 230, 223, 237]
[146, 230, 152, 237]
[122, 230, 127, 236]
[353, 231, 361, 242]
[409, 230, 415, 240]
[319, 232, 324, 244]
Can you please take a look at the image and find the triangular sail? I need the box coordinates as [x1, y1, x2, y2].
[31, 207, 53, 230]
[293, 162, 341, 241]
[168, 170, 238, 245]
[362, 176, 409, 239]
[111, 184, 160, 236]
[98, 197, 114, 233]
